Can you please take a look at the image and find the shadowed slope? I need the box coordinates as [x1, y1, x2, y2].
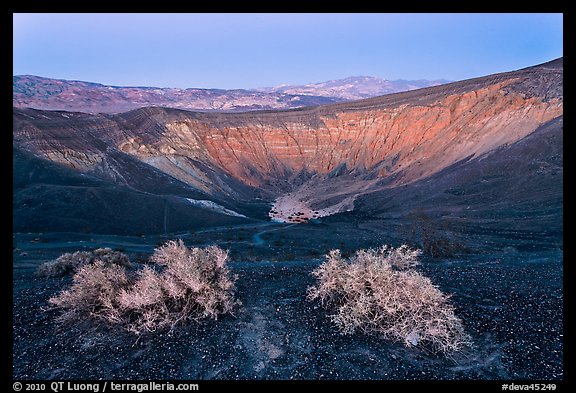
[13, 147, 259, 235]
[347, 116, 563, 252]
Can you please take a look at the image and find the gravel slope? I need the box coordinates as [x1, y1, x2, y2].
[13, 250, 562, 380]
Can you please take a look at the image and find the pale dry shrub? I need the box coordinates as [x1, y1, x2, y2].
[48, 240, 239, 335]
[308, 245, 471, 355]
[48, 261, 129, 324]
[36, 248, 130, 277]
[118, 240, 239, 334]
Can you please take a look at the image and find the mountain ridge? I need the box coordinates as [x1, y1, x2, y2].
[13, 74, 450, 114]
[253, 75, 451, 100]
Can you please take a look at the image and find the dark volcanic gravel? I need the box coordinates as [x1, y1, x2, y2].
[13, 251, 562, 380]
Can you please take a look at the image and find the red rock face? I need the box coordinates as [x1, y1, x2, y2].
[175, 81, 561, 188]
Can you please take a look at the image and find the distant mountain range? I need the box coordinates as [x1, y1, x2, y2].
[13, 75, 450, 114]
[254, 76, 451, 100]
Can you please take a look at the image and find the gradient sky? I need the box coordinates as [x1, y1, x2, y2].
[13, 13, 563, 89]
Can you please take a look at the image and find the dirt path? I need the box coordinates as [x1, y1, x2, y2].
[14, 221, 283, 257]
[252, 224, 297, 246]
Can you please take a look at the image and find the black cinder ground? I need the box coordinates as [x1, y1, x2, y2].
[12, 251, 562, 380]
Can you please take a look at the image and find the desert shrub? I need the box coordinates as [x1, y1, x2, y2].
[406, 210, 466, 258]
[118, 240, 240, 334]
[36, 248, 131, 277]
[48, 240, 239, 334]
[307, 245, 471, 354]
[48, 261, 129, 324]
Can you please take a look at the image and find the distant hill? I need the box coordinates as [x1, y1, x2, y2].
[254, 76, 451, 100]
[12, 75, 341, 114]
[13, 74, 449, 114]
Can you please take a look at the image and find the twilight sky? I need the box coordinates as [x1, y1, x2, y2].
[13, 13, 563, 89]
